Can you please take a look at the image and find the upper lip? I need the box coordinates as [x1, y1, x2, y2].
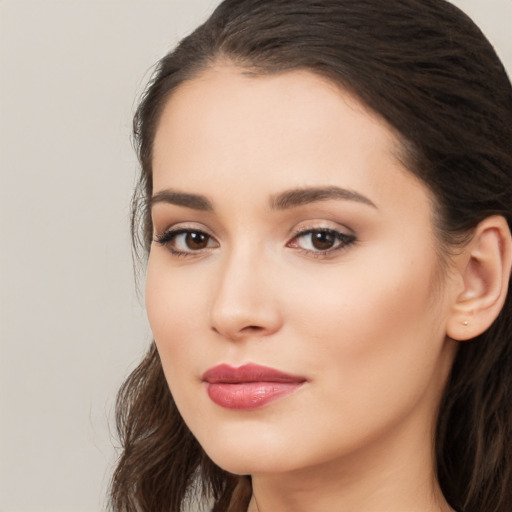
[201, 363, 307, 384]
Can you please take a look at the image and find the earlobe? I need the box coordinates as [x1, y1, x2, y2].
[446, 216, 512, 341]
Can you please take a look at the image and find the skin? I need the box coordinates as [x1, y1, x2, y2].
[146, 65, 461, 512]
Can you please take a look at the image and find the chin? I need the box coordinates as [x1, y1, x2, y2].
[206, 450, 295, 476]
[194, 426, 303, 476]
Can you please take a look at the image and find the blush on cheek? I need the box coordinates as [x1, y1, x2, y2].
[302, 258, 440, 378]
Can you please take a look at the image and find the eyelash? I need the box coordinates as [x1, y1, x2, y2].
[154, 226, 356, 258]
[287, 228, 356, 257]
[154, 228, 217, 258]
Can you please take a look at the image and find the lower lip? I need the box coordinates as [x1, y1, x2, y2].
[206, 382, 304, 410]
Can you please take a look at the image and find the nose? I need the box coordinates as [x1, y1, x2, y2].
[209, 249, 283, 341]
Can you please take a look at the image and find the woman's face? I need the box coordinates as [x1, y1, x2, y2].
[147, 66, 458, 476]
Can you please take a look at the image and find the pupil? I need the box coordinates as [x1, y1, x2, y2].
[312, 231, 335, 250]
[186, 232, 208, 249]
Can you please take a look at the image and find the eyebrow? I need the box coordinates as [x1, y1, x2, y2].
[269, 186, 377, 210]
[149, 185, 376, 212]
[149, 190, 213, 211]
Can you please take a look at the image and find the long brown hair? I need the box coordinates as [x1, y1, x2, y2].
[110, 1, 512, 511]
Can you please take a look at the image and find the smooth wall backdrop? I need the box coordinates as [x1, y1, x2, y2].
[0, 1, 510, 511]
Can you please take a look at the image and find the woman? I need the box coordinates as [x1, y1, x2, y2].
[110, 1, 512, 511]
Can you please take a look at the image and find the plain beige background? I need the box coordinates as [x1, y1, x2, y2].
[0, 1, 510, 511]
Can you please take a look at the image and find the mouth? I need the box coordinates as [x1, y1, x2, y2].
[201, 363, 307, 410]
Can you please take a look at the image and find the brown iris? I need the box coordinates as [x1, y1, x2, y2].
[311, 230, 337, 251]
[186, 231, 210, 250]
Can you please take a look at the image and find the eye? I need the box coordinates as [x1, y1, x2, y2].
[154, 228, 219, 255]
[288, 228, 355, 254]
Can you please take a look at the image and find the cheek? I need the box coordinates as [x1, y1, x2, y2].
[287, 248, 447, 413]
[291, 253, 437, 338]
[145, 256, 208, 377]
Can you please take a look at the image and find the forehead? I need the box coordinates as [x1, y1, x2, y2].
[155, 65, 399, 150]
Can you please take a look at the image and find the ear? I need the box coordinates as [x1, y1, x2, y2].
[446, 216, 512, 341]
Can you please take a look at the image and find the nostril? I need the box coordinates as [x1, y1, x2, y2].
[210, 324, 266, 340]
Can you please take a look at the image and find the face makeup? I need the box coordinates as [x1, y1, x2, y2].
[146, 66, 457, 481]
[202, 363, 307, 410]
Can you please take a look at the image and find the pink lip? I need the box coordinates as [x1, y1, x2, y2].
[201, 363, 307, 410]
